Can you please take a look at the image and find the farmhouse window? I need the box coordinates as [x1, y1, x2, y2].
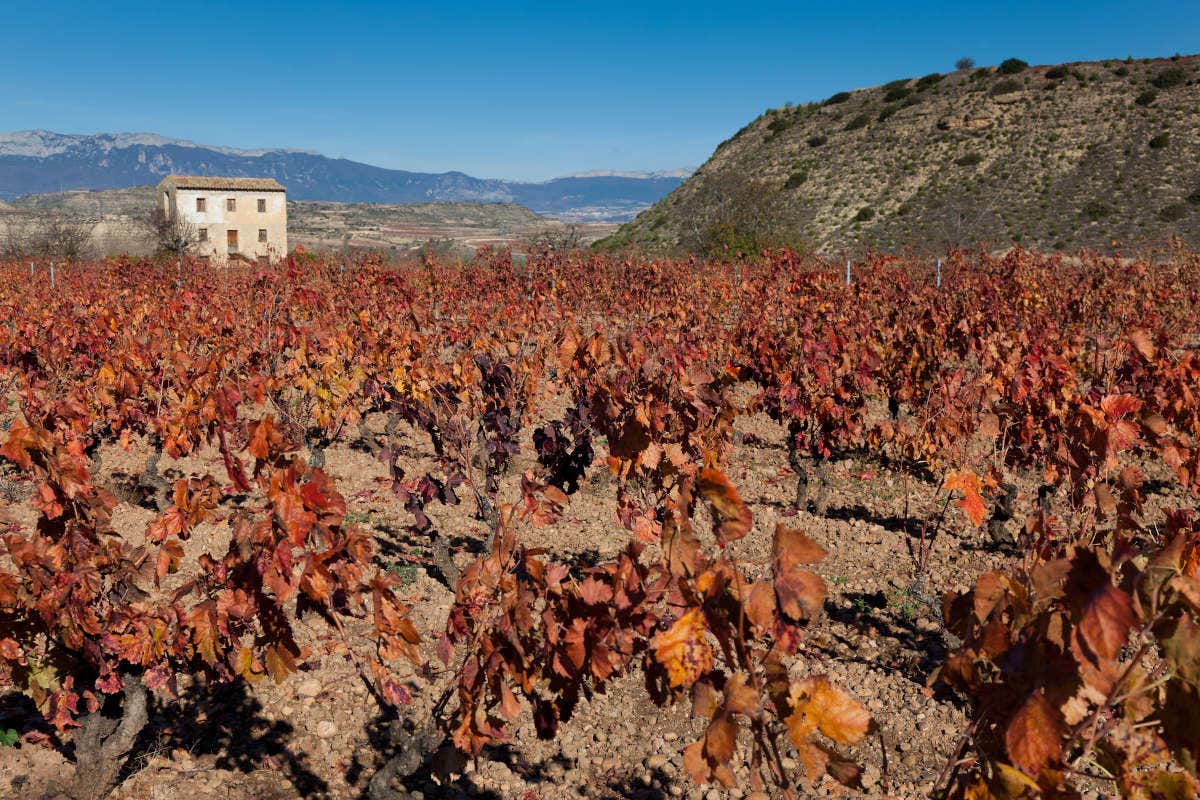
[257, 198, 266, 212]
[198, 228, 208, 242]
[227, 198, 236, 212]
[258, 229, 268, 243]
[227, 229, 238, 253]
[196, 197, 206, 212]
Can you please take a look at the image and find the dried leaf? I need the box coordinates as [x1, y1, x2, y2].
[1005, 691, 1063, 778]
[786, 675, 870, 746]
[945, 470, 988, 527]
[652, 608, 713, 689]
[696, 468, 752, 545]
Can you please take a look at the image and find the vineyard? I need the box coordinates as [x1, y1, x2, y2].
[0, 245, 1198, 800]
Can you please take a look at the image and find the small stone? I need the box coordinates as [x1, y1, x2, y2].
[645, 755, 670, 771]
[297, 678, 322, 698]
[315, 719, 338, 738]
[779, 756, 798, 771]
[704, 790, 722, 800]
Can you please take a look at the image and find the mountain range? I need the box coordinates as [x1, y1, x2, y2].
[0, 131, 689, 222]
[606, 53, 1200, 253]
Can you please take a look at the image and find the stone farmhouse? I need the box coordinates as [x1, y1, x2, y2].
[157, 176, 286, 265]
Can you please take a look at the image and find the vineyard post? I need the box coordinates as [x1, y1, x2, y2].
[845, 258, 851, 286]
[936, 258, 942, 288]
[50, 261, 55, 290]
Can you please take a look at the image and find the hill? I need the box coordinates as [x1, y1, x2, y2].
[606, 54, 1200, 253]
[0, 131, 687, 222]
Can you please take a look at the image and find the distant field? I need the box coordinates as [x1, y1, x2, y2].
[4, 185, 617, 257]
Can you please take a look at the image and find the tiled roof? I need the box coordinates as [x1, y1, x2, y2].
[159, 175, 286, 192]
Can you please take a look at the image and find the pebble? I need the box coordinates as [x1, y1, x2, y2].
[297, 677, 322, 698]
[315, 719, 338, 738]
[645, 754, 670, 770]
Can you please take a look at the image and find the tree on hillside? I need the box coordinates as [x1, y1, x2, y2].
[955, 56, 976, 70]
[526, 223, 584, 258]
[1, 212, 95, 261]
[142, 205, 198, 276]
[681, 170, 803, 256]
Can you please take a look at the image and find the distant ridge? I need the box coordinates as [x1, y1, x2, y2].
[0, 130, 686, 222]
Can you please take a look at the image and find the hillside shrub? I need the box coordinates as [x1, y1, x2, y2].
[1114, 65, 1130, 77]
[1151, 66, 1188, 89]
[1044, 66, 1069, 80]
[843, 113, 870, 131]
[1135, 89, 1159, 106]
[784, 170, 808, 189]
[990, 79, 1023, 96]
[824, 91, 851, 105]
[971, 67, 991, 81]
[916, 72, 944, 90]
[807, 134, 827, 147]
[998, 58, 1029, 75]
[1159, 203, 1188, 222]
[766, 116, 793, 135]
[884, 86, 911, 102]
[1082, 200, 1111, 220]
[1187, 189, 1200, 205]
[955, 152, 984, 167]
[853, 207, 875, 222]
[1149, 132, 1170, 149]
[877, 105, 898, 122]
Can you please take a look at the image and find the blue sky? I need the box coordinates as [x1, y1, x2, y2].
[2, 1, 1196, 181]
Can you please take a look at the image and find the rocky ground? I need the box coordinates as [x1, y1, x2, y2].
[2, 383, 1161, 800]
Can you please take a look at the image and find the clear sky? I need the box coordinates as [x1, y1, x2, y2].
[2, 1, 1196, 181]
